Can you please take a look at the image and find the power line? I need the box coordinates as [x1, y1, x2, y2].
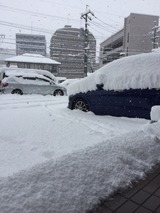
[0, 20, 53, 34]
[1, 40, 51, 50]
[94, 16, 120, 31]
[0, 4, 80, 23]
[89, 20, 116, 34]
[0, 3, 123, 38]
[0, 3, 127, 62]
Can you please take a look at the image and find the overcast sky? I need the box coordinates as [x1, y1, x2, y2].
[0, 0, 160, 56]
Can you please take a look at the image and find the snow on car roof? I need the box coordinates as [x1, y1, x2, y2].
[0, 67, 56, 81]
[67, 49, 160, 96]
[2, 75, 52, 85]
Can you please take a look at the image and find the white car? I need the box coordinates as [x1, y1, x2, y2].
[1, 75, 67, 96]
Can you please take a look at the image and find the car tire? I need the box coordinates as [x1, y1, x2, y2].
[12, 89, 23, 95]
[53, 89, 64, 96]
[73, 98, 89, 112]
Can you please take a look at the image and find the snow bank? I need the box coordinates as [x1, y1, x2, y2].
[151, 105, 160, 121]
[68, 50, 160, 96]
[0, 122, 160, 213]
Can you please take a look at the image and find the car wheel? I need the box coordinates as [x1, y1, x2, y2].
[12, 89, 23, 95]
[53, 89, 64, 96]
[73, 98, 89, 112]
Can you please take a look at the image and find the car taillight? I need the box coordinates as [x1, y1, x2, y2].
[1, 82, 8, 87]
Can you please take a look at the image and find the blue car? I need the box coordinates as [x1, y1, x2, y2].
[68, 50, 160, 119]
[68, 87, 160, 119]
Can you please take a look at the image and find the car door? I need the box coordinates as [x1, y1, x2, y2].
[123, 89, 158, 119]
[33, 78, 52, 95]
[87, 88, 125, 116]
[22, 77, 41, 94]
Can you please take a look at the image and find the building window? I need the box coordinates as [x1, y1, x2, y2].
[30, 64, 35, 69]
[127, 33, 129, 43]
[24, 64, 30, 68]
[127, 47, 129, 56]
[18, 63, 25, 68]
[40, 64, 44, 70]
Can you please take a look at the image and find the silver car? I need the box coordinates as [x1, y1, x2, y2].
[1, 76, 67, 96]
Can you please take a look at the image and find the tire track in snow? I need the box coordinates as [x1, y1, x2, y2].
[0, 96, 68, 110]
[46, 106, 124, 138]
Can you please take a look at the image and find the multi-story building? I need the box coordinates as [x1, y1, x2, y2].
[16, 33, 46, 56]
[50, 25, 96, 78]
[99, 13, 160, 67]
[100, 29, 124, 66]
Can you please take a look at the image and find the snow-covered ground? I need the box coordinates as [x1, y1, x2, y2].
[0, 94, 160, 213]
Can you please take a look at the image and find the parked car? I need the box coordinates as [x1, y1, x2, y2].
[1, 75, 67, 96]
[68, 50, 160, 119]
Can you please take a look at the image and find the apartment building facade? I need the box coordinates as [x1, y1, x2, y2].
[99, 13, 160, 67]
[50, 25, 96, 78]
[16, 33, 46, 56]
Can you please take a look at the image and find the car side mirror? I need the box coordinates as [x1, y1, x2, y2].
[96, 83, 104, 90]
[50, 81, 55, 85]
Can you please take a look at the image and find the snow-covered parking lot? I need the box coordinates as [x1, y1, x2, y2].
[0, 94, 160, 213]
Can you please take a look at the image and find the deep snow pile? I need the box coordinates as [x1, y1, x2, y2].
[0, 122, 160, 213]
[0, 95, 147, 178]
[67, 49, 160, 96]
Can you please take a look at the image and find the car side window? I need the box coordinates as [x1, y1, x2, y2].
[35, 78, 51, 85]
[23, 77, 36, 80]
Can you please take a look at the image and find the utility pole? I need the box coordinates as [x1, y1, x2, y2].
[150, 21, 160, 49]
[81, 5, 94, 76]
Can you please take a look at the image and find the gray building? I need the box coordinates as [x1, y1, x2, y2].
[50, 25, 96, 78]
[99, 13, 160, 67]
[16, 33, 46, 56]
